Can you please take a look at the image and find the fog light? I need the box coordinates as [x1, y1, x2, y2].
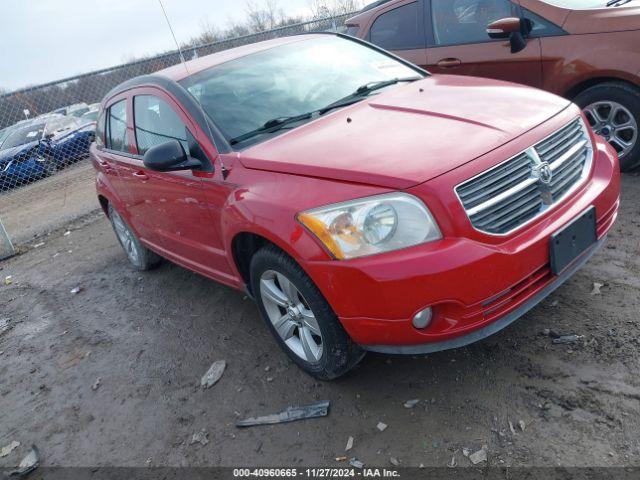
[412, 307, 433, 329]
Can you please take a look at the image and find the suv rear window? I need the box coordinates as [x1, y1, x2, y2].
[370, 2, 423, 50]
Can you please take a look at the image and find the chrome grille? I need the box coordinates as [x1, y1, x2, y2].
[456, 118, 593, 235]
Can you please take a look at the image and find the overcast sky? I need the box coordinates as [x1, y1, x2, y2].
[1, 0, 318, 92]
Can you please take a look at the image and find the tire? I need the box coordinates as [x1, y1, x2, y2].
[108, 203, 162, 271]
[574, 81, 640, 171]
[250, 245, 365, 380]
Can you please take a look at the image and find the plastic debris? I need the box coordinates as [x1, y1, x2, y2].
[64, 231, 71, 236]
[0, 441, 20, 458]
[349, 458, 364, 469]
[335, 456, 347, 462]
[190, 429, 209, 446]
[91, 377, 101, 391]
[4, 276, 12, 286]
[200, 360, 226, 389]
[390, 457, 400, 467]
[404, 399, 420, 408]
[236, 400, 330, 427]
[508, 420, 516, 435]
[552, 335, 583, 345]
[345, 436, 354, 452]
[448, 455, 457, 468]
[469, 447, 487, 465]
[376, 422, 388, 432]
[70, 286, 82, 295]
[462, 448, 470, 457]
[591, 282, 604, 295]
[9, 445, 40, 477]
[518, 420, 526, 431]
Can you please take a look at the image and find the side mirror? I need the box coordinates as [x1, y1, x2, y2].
[487, 17, 533, 54]
[486, 17, 522, 39]
[143, 140, 202, 172]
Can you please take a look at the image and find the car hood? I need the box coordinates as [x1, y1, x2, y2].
[564, 2, 640, 34]
[0, 141, 38, 164]
[239, 76, 571, 189]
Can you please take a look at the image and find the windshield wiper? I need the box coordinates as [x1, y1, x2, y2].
[318, 77, 422, 115]
[229, 112, 314, 145]
[229, 77, 421, 146]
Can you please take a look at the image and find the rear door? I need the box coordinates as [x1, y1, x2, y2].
[425, 0, 542, 88]
[366, 0, 428, 69]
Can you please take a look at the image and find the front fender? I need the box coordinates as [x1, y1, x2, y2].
[216, 167, 389, 289]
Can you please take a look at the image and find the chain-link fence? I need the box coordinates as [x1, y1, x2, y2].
[0, 13, 353, 253]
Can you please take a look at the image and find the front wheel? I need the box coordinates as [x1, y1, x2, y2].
[574, 82, 640, 171]
[250, 246, 364, 380]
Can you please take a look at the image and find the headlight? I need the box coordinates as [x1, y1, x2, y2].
[297, 193, 441, 260]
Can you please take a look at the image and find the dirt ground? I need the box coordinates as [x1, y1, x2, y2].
[0, 173, 639, 469]
[0, 161, 98, 245]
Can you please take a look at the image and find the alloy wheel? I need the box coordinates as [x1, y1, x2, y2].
[584, 101, 637, 159]
[259, 270, 323, 363]
[111, 210, 141, 265]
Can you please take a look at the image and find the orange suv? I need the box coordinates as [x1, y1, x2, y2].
[346, 0, 640, 170]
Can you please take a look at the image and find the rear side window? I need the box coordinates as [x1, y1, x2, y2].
[95, 111, 105, 149]
[133, 95, 189, 155]
[106, 100, 128, 152]
[369, 2, 423, 50]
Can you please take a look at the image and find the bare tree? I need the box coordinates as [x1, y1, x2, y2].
[245, 0, 285, 33]
[309, 0, 362, 18]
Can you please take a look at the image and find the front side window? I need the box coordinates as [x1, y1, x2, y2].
[106, 100, 128, 153]
[134, 96, 189, 155]
[431, 0, 518, 46]
[181, 36, 422, 148]
[369, 2, 423, 50]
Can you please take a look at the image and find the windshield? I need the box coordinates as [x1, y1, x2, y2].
[81, 111, 99, 122]
[1, 124, 45, 150]
[540, 0, 609, 7]
[180, 36, 422, 147]
[0, 127, 12, 148]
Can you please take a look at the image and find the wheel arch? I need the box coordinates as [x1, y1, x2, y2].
[231, 229, 309, 295]
[565, 76, 640, 101]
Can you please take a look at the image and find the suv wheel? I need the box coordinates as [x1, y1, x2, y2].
[250, 245, 365, 380]
[574, 81, 640, 171]
[108, 204, 162, 271]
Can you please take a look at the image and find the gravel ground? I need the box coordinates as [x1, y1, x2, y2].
[0, 173, 639, 469]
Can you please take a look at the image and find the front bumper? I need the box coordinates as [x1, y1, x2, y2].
[303, 136, 620, 351]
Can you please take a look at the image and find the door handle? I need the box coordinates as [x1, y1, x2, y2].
[133, 171, 149, 181]
[437, 58, 462, 68]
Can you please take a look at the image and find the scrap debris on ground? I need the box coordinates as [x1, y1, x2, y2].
[200, 360, 226, 389]
[236, 400, 330, 427]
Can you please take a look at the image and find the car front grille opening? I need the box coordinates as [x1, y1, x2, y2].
[456, 117, 593, 235]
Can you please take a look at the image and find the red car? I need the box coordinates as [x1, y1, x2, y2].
[92, 34, 620, 379]
[345, 0, 640, 171]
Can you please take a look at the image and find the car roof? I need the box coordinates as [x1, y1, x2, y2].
[157, 34, 327, 82]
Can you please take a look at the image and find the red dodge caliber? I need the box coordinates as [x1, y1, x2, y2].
[92, 34, 620, 379]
